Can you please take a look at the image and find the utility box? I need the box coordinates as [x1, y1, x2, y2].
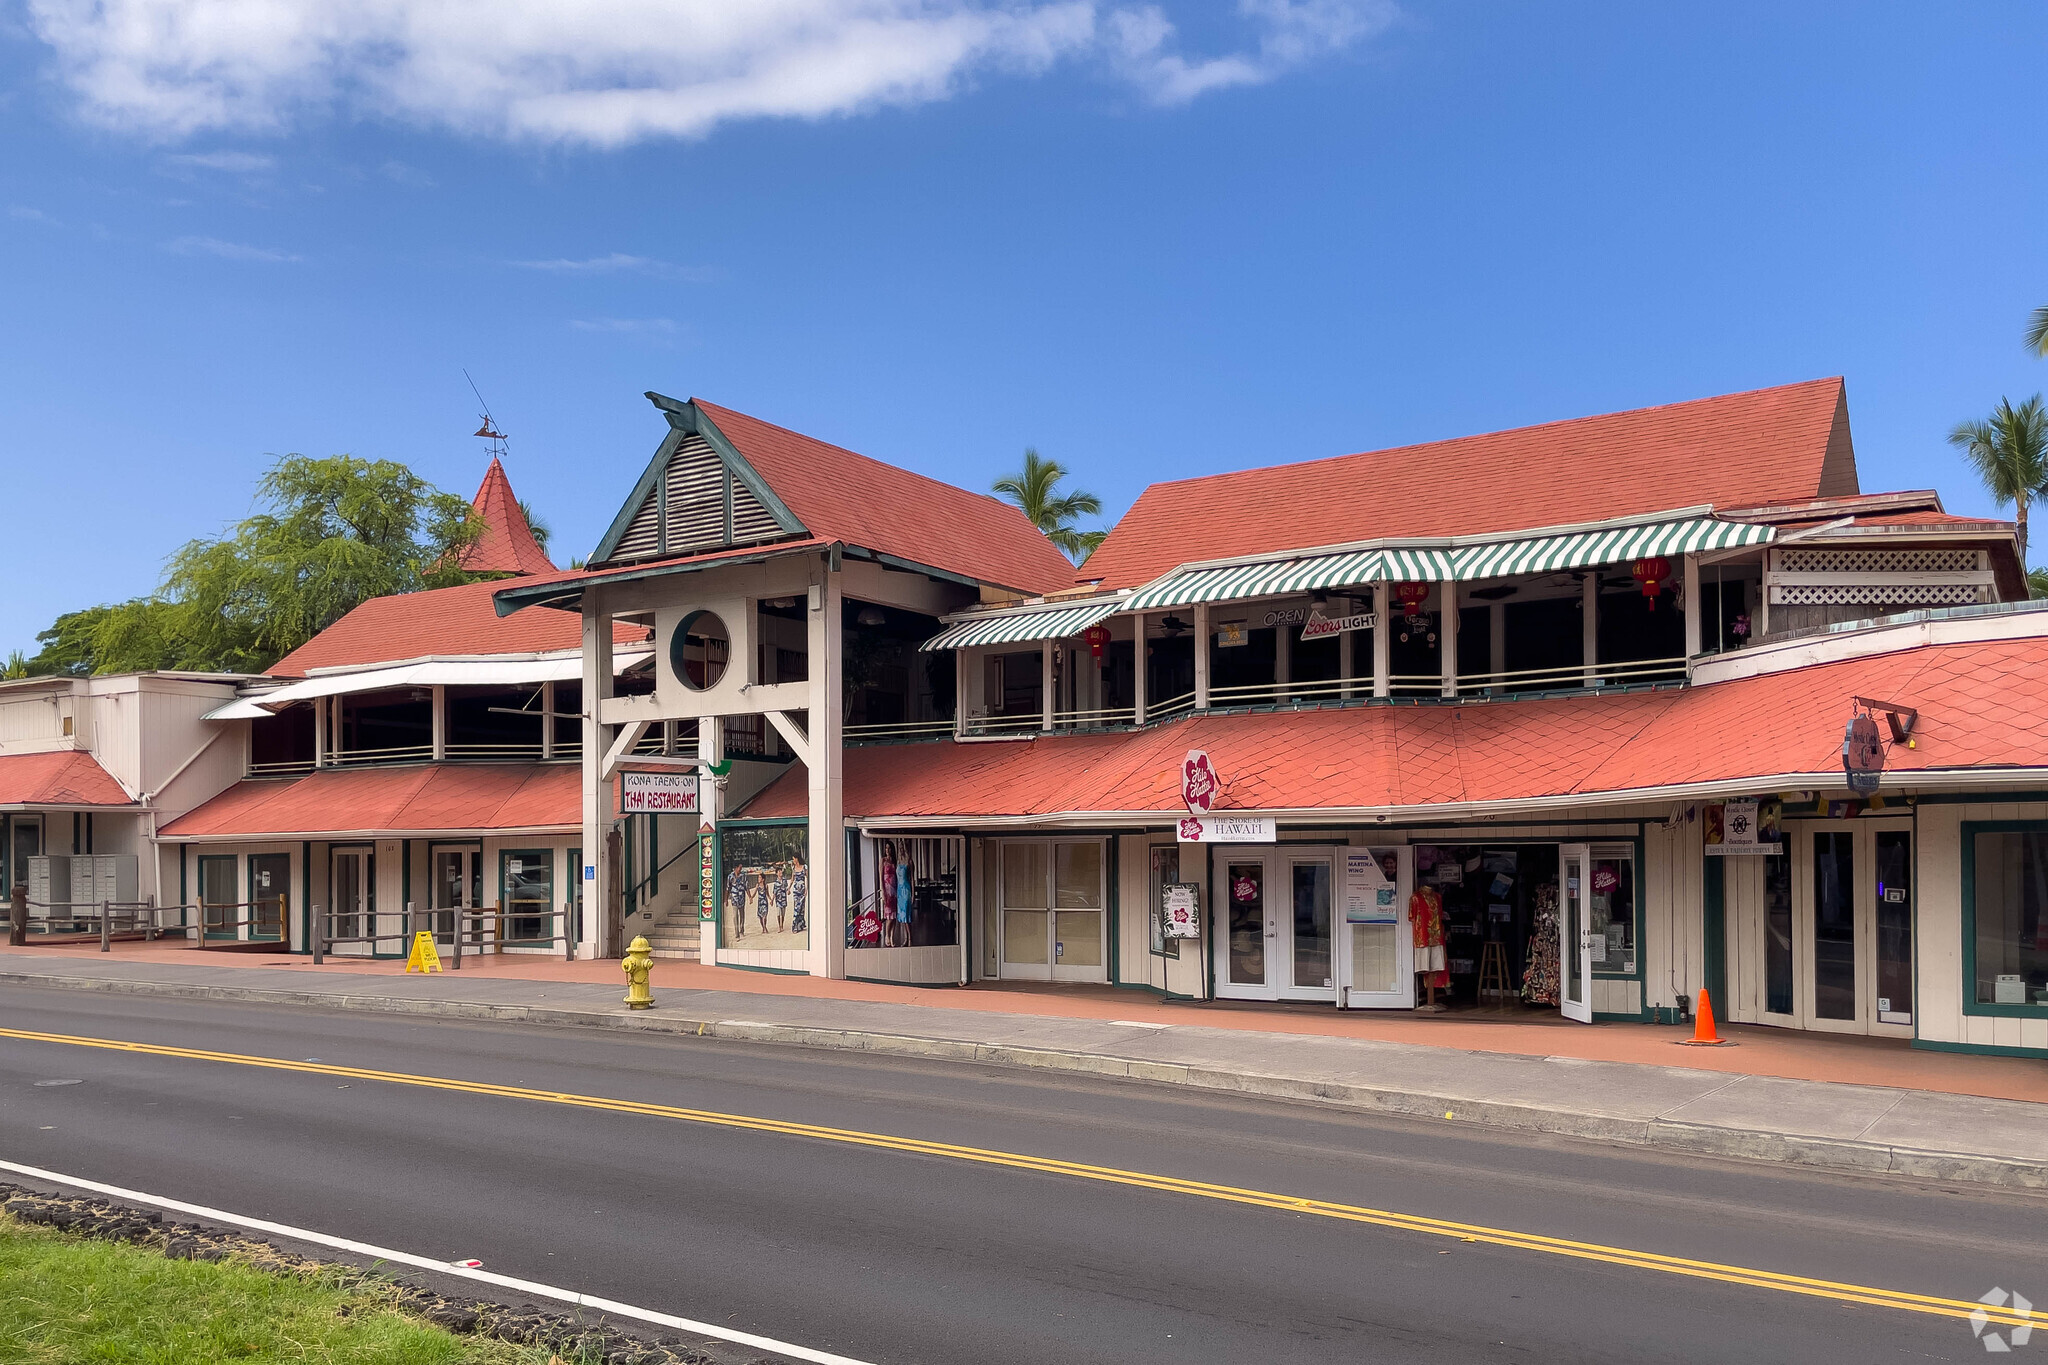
[27, 854, 138, 907]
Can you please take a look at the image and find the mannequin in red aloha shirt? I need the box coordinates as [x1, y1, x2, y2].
[1411, 884, 1449, 1011]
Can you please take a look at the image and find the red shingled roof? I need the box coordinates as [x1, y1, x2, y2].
[0, 750, 133, 808]
[158, 763, 579, 838]
[692, 399, 1074, 595]
[1081, 378, 1857, 590]
[267, 580, 647, 677]
[743, 634, 2048, 820]
[458, 457, 556, 577]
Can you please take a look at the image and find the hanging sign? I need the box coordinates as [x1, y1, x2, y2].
[1842, 713, 1884, 795]
[1181, 749, 1220, 815]
[1177, 814, 1277, 843]
[1215, 621, 1247, 648]
[1704, 799, 1781, 856]
[622, 771, 699, 813]
[1342, 850, 1396, 924]
[1161, 883, 1202, 938]
[1301, 610, 1378, 642]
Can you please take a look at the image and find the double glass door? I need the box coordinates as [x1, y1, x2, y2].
[1769, 821, 1913, 1035]
[996, 840, 1107, 982]
[1214, 847, 1338, 1002]
[329, 848, 372, 952]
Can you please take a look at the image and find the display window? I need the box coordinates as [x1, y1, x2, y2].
[1965, 824, 2048, 1011]
[848, 836, 960, 950]
[719, 821, 809, 951]
[1587, 845, 1637, 977]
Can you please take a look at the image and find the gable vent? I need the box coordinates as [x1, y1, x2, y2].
[608, 433, 793, 563]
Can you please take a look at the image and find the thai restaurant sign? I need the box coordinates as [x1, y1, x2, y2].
[621, 771, 699, 814]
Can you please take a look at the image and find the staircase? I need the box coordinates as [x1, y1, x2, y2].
[642, 908, 702, 961]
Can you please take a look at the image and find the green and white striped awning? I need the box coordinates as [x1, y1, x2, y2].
[919, 599, 1121, 652]
[1449, 517, 1773, 581]
[1122, 547, 1456, 613]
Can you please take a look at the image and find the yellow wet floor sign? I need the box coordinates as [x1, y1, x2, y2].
[404, 931, 443, 974]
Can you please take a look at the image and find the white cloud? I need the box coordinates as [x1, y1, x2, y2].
[161, 149, 274, 172]
[515, 252, 715, 282]
[570, 317, 678, 333]
[9, 205, 61, 225]
[23, 0, 1392, 146]
[1114, 0, 1395, 105]
[165, 234, 299, 261]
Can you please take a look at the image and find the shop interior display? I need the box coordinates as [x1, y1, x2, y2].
[1523, 881, 1561, 1006]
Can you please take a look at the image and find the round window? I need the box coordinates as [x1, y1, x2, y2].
[670, 611, 730, 691]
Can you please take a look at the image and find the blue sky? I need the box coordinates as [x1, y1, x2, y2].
[3, 2, 2045, 656]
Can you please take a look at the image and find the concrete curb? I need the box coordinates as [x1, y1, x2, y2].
[9, 968, 2045, 1192]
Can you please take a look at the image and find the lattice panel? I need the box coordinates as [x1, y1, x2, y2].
[1772, 546, 1982, 574]
[1768, 583, 1985, 606]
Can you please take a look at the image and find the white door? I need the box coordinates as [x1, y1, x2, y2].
[1213, 847, 1340, 1003]
[996, 840, 1107, 983]
[1559, 843, 1594, 1023]
[1787, 820, 1914, 1037]
[1338, 847, 1415, 1009]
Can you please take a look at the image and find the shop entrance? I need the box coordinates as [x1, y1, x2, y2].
[1406, 843, 1575, 1017]
[1763, 820, 1913, 1037]
[1212, 845, 1343, 1002]
[994, 839, 1108, 983]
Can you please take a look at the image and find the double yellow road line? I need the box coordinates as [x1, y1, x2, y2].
[4, 1024, 2032, 1330]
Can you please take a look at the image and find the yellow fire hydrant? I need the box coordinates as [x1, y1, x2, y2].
[621, 935, 656, 1010]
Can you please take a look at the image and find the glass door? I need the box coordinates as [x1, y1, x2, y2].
[199, 855, 239, 940]
[1285, 854, 1335, 998]
[995, 840, 1107, 983]
[431, 847, 480, 945]
[1559, 843, 1593, 1022]
[1219, 857, 1273, 999]
[1788, 822, 1913, 1035]
[248, 853, 288, 941]
[501, 850, 554, 944]
[999, 842, 1051, 981]
[1338, 848, 1413, 1009]
[1050, 842, 1105, 983]
[330, 848, 371, 953]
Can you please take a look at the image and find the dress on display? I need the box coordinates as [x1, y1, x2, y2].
[1523, 882, 1561, 1005]
[1410, 886, 1449, 989]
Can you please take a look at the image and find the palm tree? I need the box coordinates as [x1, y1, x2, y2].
[1948, 395, 2048, 564]
[994, 449, 1106, 564]
[2026, 305, 2048, 358]
[518, 499, 552, 553]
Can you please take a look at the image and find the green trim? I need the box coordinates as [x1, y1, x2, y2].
[400, 839, 411, 929]
[1702, 853, 1727, 1016]
[846, 974, 964, 988]
[657, 395, 807, 538]
[1905, 792, 2048, 806]
[1106, 834, 1121, 986]
[1, 813, 10, 897]
[711, 960, 810, 977]
[197, 854, 238, 939]
[1912, 1037, 2048, 1060]
[569, 845, 583, 944]
[299, 841, 311, 954]
[1959, 820, 2048, 1017]
[178, 842, 188, 930]
[326, 842, 388, 956]
[839, 544, 988, 592]
[497, 847, 557, 946]
[245, 852, 289, 942]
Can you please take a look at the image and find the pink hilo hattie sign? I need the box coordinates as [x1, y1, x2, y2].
[1175, 749, 1275, 843]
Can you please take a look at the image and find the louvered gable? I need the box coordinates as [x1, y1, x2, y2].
[596, 410, 807, 566]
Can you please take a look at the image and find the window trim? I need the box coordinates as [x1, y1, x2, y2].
[1960, 819, 2048, 1018]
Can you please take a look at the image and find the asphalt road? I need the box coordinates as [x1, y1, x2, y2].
[3, 983, 2043, 1364]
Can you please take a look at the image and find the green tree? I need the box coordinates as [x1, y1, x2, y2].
[1948, 395, 2048, 565]
[2030, 566, 2048, 600]
[23, 455, 483, 676]
[2025, 305, 2048, 358]
[993, 448, 1106, 565]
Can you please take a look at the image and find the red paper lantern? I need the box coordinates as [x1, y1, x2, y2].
[1082, 623, 1111, 660]
[1392, 582, 1430, 615]
[1631, 556, 1672, 610]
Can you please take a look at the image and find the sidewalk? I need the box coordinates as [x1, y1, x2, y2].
[5, 943, 2046, 1190]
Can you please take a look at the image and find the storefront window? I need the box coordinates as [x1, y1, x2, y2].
[718, 823, 809, 950]
[501, 850, 554, 943]
[1970, 828, 2048, 1009]
[1055, 843, 1102, 908]
[1587, 848, 1636, 976]
[847, 836, 960, 950]
[1764, 849, 1793, 1016]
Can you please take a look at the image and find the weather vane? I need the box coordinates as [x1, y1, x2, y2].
[464, 369, 507, 458]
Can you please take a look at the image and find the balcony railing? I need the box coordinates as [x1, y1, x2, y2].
[1453, 655, 1688, 697]
[846, 719, 956, 742]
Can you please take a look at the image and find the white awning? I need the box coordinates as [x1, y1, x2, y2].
[202, 651, 653, 720]
[919, 600, 1121, 652]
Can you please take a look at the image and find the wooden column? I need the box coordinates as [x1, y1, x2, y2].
[1132, 614, 1148, 725]
[807, 567, 847, 979]
[313, 697, 328, 769]
[1372, 583, 1390, 699]
[579, 588, 615, 959]
[1193, 602, 1211, 710]
[1683, 553, 1703, 660]
[1582, 572, 1599, 685]
[539, 681, 555, 760]
[1040, 639, 1055, 732]
[1439, 584, 1459, 699]
[430, 685, 446, 761]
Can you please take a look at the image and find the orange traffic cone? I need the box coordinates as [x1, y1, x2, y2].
[1676, 988, 1736, 1046]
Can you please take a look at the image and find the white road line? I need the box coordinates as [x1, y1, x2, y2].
[0, 1158, 879, 1365]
